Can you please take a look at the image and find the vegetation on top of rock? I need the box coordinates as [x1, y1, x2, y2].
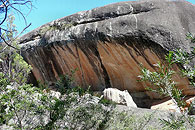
[39, 22, 74, 36]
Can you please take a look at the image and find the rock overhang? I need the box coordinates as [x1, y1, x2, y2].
[19, 0, 195, 107]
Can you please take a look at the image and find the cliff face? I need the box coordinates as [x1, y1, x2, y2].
[20, 0, 195, 107]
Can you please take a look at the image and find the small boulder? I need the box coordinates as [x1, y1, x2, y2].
[103, 88, 137, 108]
[43, 89, 61, 99]
[151, 96, 195, 114]
[151, 99, 180, 113]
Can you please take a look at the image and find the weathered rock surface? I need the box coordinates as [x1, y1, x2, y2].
[107, 105, 195, 130]
[103, 88, 137, 107]
[151, 96, 195, 114]
[20, 0, 195, 107]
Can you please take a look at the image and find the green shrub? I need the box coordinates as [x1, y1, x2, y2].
[159, 113, 195, 130]
[138, 34, 195, 129]
[0, 15, 55, 129]
[103, 111, 156, 130]
[139, 34, 195, 113]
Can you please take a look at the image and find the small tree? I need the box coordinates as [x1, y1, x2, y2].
[139, 34, 195, 112]
[138, 34, 195, 129]
[0, 15, 56, 130]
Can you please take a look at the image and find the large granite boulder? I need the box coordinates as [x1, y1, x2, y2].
[19, 0, 195, 107]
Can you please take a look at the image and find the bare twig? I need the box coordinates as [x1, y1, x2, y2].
[0, 34, 19, 50]
[0, 0, 33, 51]
[0, 0, 8, 8]
[0, 0, 8, 25]
[0, 27, 17, 32]
[14, 23, 31, 39]
[10, 1, 32, 25]
[9, 4, 27, 25]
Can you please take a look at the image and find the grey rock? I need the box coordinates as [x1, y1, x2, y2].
[104, 105, 195, 130]
[19, 0, 195, 106]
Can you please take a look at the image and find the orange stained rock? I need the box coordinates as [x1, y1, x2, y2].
[180, 97, 195, 113]
[26, 41, 193, 99]
[97, 41, 190, 99]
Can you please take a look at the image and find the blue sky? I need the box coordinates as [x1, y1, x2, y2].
[12, 0, 195, 34]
